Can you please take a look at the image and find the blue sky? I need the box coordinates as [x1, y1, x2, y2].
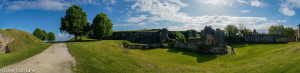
[0, 0, 300, 41]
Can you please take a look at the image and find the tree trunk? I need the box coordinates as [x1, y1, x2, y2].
[75, 35, 77, 40]
[80, 33, 83, 40]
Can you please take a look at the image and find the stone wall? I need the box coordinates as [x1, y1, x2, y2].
[245, 34, 295, 43]
[105, 32, 160, 44]
[172, 39, 202, 51]
[172, 39, 227, 54]
[297, 24, 300, 41]
[123, 43, 162, 49]
[0, 33, 14, 53]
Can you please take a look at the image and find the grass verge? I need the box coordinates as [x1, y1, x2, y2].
[67, 37, 300, 73]
[0, 29, 52, 68]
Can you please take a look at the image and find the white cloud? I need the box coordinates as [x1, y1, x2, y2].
[197, 0, 247, 6]
[250, 0, 265, 7]
[1, 0, 100, 11]
[279, 0, 300, 16]
[56, 33, 73, 41]
[240, 10, 251, 13]
[197, 0, 265, 7]
[137, 22, 146, 26]
[126, 15, 148, 23]
[103, 0, 117, 5]
[57, 34, 68, 38]
[277, 20, 287, 22]
[128, 0, 276, 33]
[105, 7, 113, 12]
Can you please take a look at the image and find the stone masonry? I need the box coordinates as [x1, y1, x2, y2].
[0, 33, 14, 53]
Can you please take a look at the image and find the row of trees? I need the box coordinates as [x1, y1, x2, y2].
[268, 25, 295, 35]
[60, 5, 113, 40]
[33, 28, 55, 41]
[224, 24, 296, 39]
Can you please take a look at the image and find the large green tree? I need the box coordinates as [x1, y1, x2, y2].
[33, 28, 43, 40]
[225, 25, 239, 39]
[268, 25, 285, 35]
[60, 5, 89, 40]
[284, 27, 295, 35]
[41, 30, 48, 41]
[91, 12, 113, 39]
[48, 32, 56, 42]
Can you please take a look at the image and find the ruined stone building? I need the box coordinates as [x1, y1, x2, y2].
[173, 26, 226, 54]
[297, 24, 300, 41]
[107, 26, 226, 54]
[200, 26, 225, 46]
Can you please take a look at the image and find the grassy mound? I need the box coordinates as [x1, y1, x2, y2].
[0, 29, 52, 68]
[67, 37, 300, 73]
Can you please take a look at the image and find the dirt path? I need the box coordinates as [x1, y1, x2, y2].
[1, 43, 76, 73]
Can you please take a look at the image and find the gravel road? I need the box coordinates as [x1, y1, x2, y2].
[1, 42, 76, 73]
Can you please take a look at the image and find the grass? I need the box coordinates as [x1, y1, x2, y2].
[0, 29, 52, 68]
[123, 40, 147, 45]
[67, 37, 300, 73]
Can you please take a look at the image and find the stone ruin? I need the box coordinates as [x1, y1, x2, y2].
[0, 33, 14, 53]
[107, 27, 227, 54]
[159, 28, 169, 43]
[244, 34, 295, 43]
[172, 26, 226, 54]
[297, 24, 300, 41]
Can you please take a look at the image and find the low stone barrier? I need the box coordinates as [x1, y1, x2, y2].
[122, 43, 162, 49]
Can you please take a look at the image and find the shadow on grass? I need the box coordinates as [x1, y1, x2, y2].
[232, 44, 247, 48]
[167, 48, 217, 63]
[66, 40, 100, 42]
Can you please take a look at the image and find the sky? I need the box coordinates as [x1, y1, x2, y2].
[0, 0, 300, 41]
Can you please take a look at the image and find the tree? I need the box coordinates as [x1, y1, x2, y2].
[238, 24, 252, 38]
[268, 25, 285, 35]
[225, 25, 239, 39]
[183, 30, 197, 39]
[60, 5, 89, 40]
[91, 12, 113, 39]
[284, 27, 295, 35]
[41, 30, 48, 41]
[253, 29, 258, 34]
[48, 32, 56, 42]
[33, 28, 43, 40]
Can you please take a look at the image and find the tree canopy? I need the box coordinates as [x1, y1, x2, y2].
[33, 28, 43, 40]
[60, 5, 89, 40]
[41, 30, 48, 41]
[33, 28, 55, 41]
[268, 25, 285, 35]
[225, 25, 239, 38]
[91, 12, 113, 39]
[48, 32, 56, 42]
[284, 27, 295, 35]
[238, 24, 252, 37]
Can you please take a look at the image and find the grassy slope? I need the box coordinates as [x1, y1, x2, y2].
[0, 29, 52, 68]
[67, 37, 300, 73]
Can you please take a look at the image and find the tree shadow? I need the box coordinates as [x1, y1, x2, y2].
[166, 48, 217, 63]
[66, 40, 100, 42]
[232, 44, 247, 48]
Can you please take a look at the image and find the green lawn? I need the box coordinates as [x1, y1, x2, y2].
[67, 37, 300, 73]
[0, 29, 52, 68]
